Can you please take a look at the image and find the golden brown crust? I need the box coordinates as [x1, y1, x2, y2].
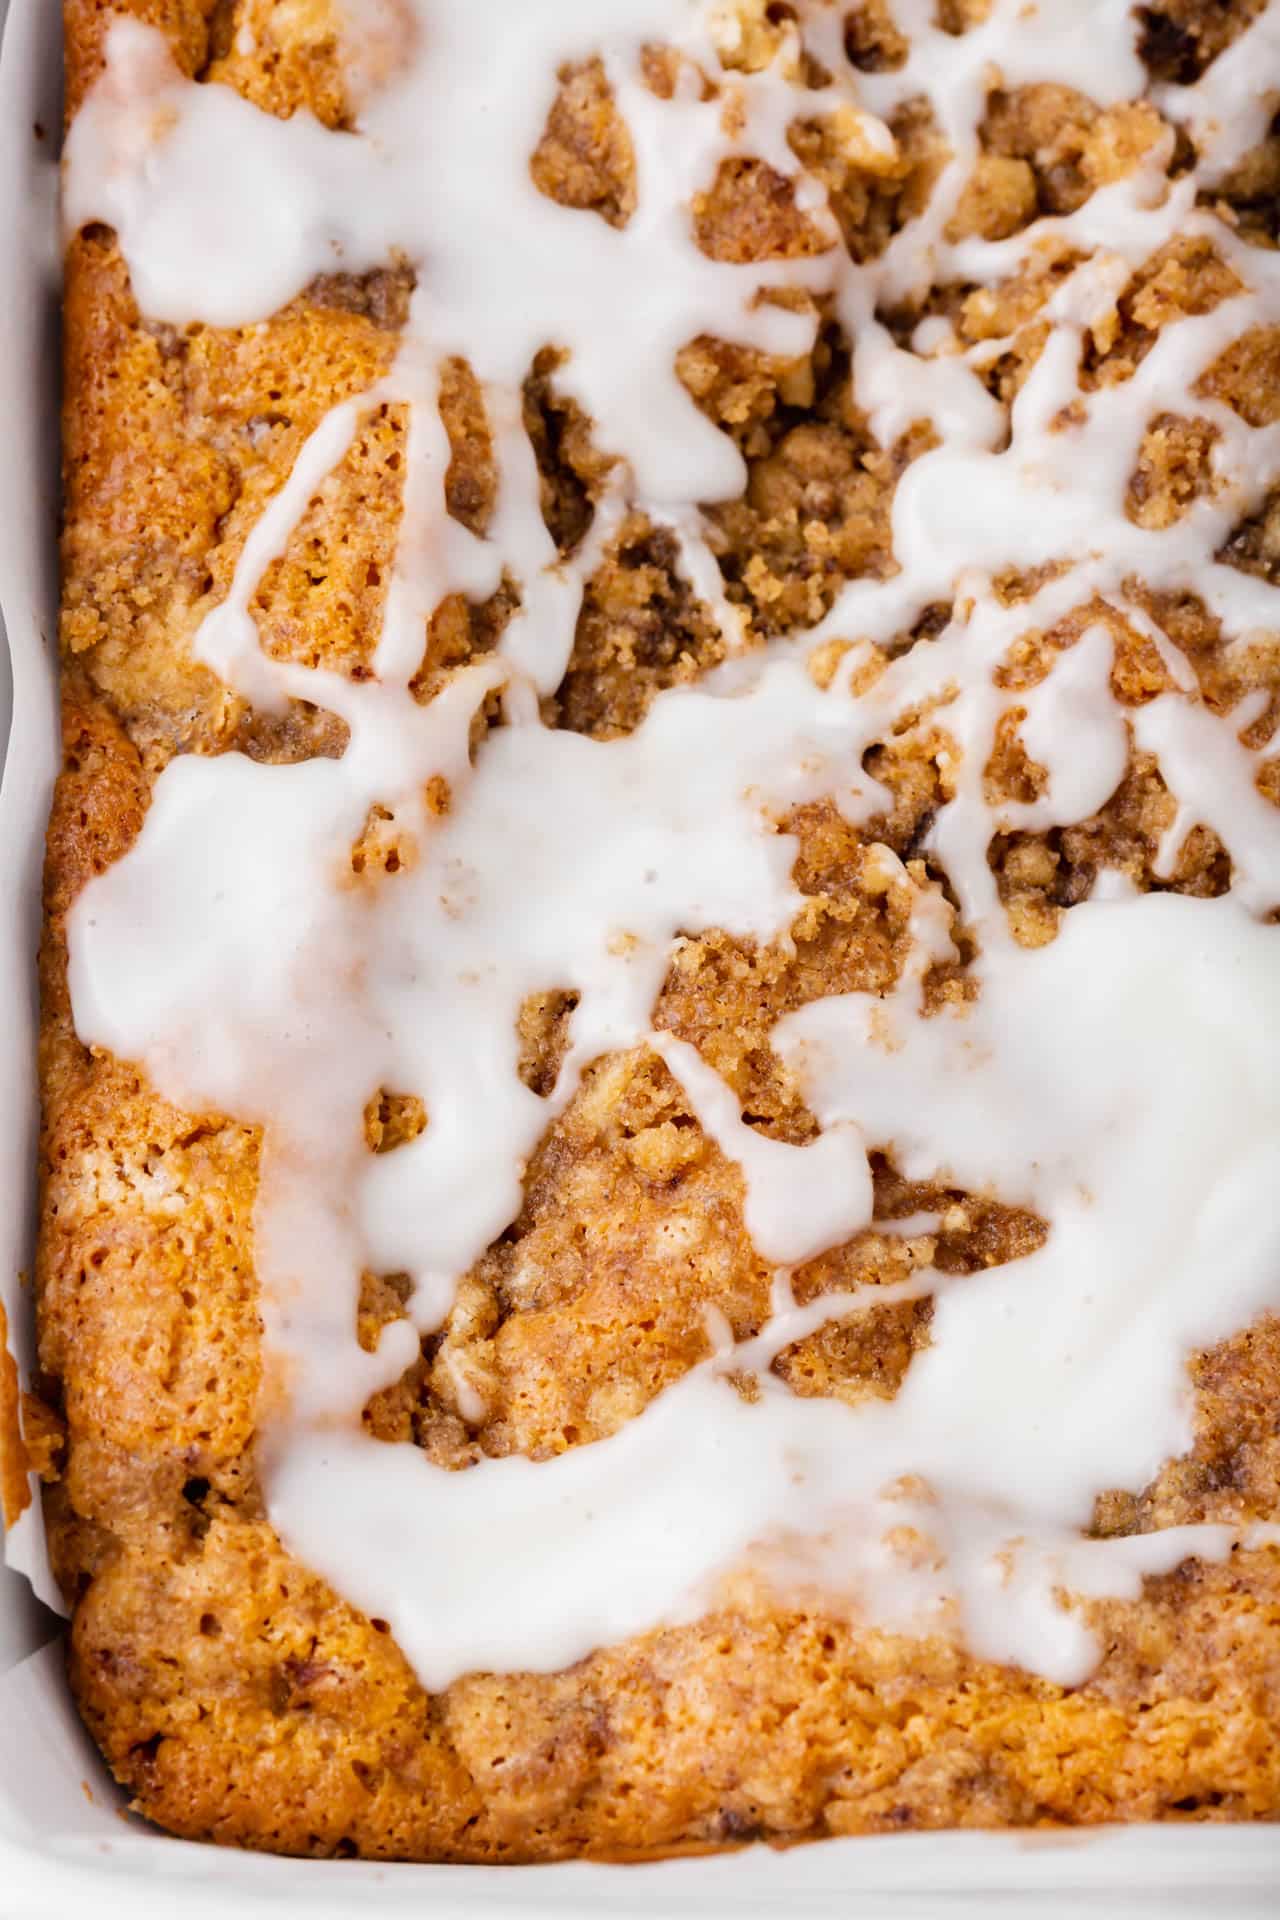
[0, 1300, 31, 1528]
[39, 0, 1280, 1860]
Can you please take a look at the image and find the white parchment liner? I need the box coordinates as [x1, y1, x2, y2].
[0, 3, 1276, 1911]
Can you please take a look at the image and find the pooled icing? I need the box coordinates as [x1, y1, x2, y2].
[63, 0, 1280, 1689]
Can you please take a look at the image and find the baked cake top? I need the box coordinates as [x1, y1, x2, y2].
[60, 0, 1280, 1695]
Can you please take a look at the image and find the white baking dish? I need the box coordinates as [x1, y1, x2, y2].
[0, 3, 1276, 1911]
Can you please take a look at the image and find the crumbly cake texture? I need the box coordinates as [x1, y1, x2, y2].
[31, 0, 1280, 1859]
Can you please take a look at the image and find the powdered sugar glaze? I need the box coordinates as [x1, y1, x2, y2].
[64, 0, 1280, 1689]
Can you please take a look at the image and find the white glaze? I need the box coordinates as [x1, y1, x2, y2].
[64, 1, 1280, 1688]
